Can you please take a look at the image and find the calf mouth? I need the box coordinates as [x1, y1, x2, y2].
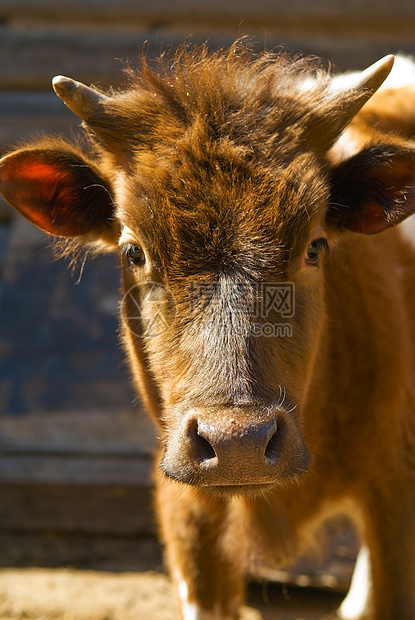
[198, 478, 299, 500]
[199, 482, 279, 500]
[160, 469, 306, 500]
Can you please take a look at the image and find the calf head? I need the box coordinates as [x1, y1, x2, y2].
[2, 46, 415, 496]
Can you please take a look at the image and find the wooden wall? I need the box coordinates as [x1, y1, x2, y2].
[1, 1, 414, 159]
[0, 0, 414, 91]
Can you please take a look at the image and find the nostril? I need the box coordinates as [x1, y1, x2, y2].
[264, 427, 279, 464]
[187, 418, 216, 463]
[195, 432, 216, 461]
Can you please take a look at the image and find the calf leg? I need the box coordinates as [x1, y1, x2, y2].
[323, 546, 371, 620]
[155, 476, 245, 619]
[322, 480, 415, 620]
[338, 546, 371, 620]
[359, 484, 415, 620]
[323, 507, 415, 620]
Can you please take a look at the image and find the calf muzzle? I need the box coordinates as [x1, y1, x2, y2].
[160, 406, 310, 489]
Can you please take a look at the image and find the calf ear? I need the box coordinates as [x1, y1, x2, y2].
[0, 141, 115, 239]
[327, 144, 415, 234]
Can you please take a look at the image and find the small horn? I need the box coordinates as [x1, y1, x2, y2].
[331, 55, 394, 136]
[348, 54, 395, 95]
[307, 55, 395, 151]
[52, 75, 109, 122]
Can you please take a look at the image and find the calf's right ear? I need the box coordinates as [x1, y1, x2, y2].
[327, 143, 415, 234]
[0, 140, 116, 242]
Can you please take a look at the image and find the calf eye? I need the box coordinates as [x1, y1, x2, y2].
[306, 238, 329, 265]
[124, 244, 145, 266]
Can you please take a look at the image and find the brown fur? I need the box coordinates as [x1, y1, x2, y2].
[1, 44, 415, 619]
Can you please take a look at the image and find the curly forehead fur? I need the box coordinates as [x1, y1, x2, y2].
[96, 42, 338, 157]
[89, 43, 335, 279]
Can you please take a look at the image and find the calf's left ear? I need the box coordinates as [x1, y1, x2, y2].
[327, 144, 415, 234]
[0, 141, 115, 241]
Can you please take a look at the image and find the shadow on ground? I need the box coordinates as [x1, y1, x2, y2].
[0, 531, 343, 620]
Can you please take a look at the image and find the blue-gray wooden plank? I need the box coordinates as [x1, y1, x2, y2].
[0, 221, 135, 416]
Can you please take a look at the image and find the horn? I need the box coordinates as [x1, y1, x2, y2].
[333, 54, 395, 119]
[52, 75, 109, 122]
[348, 54, 395, 94]
[307, 55, 395, 151]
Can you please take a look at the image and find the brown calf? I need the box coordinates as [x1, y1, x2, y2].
[1, 44, 415, 619]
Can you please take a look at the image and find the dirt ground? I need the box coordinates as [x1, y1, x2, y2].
[0, 531, 344, 620]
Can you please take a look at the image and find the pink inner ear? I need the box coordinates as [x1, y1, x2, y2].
[18, 161, 60, 183]
[0, 149, 114, 238]
[16, 162, 66, 231]
[0, 156, 72, 234]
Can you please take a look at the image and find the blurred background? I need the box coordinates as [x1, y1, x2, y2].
[0, 2, 414, 618]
